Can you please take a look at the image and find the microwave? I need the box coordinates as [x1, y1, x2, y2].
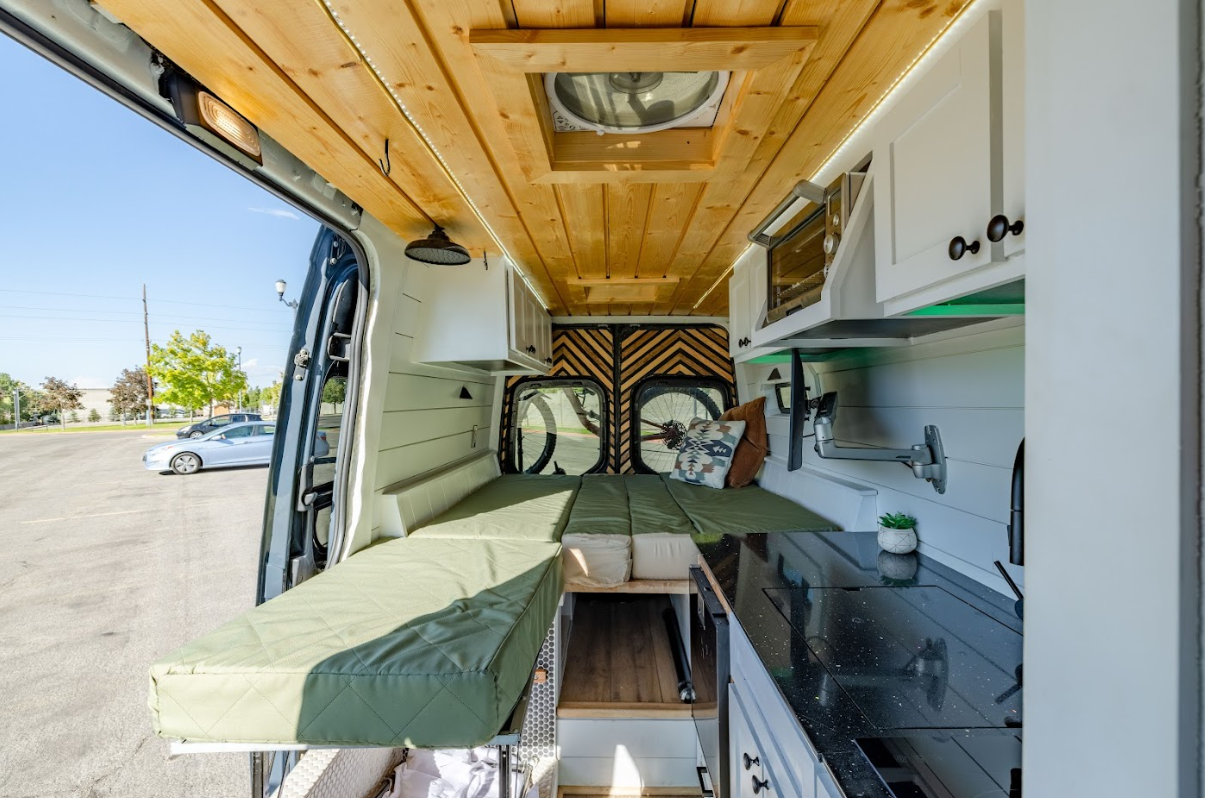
[764, 169, 867, 325]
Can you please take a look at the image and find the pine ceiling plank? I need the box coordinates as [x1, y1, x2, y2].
[207, 0, 479, 239]
[95, 0, 473, 245]
[670, 0, 974, 313]
[337, 0, 589, 314]
[652, 0, 878, 314]
[512, 0, 599, 27]
[637, 183, 703, 279]
[605, 0, 693, 27]
[691, 0, 785, 27]
[606, 183, 654, 281]
[326, 0, 567, 313]
[557, 185, 607, 281]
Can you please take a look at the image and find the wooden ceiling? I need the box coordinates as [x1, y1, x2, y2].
[97, 0, 972, 316]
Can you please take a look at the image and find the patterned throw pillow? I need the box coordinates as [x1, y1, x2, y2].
[669, 417, 747, 490]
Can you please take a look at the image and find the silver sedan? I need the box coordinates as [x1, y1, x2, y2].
[142, 421, 328, 475]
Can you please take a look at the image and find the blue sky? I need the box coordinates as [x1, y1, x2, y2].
[0, 34, 319, 389]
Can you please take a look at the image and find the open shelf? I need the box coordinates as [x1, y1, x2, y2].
[558, 594, 691, 719]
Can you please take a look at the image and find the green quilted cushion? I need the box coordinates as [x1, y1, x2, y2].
[625, 474, 695, 535]
[563, 475, 630, 536]
[149, 537, 562, 747]
[662, 474, 839, 536]
[410, 474, 580, 542]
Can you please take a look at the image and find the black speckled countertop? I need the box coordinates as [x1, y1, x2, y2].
[693, 530, 1023, 798]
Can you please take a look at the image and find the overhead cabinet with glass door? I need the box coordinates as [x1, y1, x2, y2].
[410, 256, 552, 375]
[870, 0, 1025, 314]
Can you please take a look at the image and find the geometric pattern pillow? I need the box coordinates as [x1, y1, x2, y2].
[668, 417, 747, 490]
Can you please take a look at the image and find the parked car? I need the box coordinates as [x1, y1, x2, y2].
[145, 421, 327, 475]
[175, 412, 262, 439]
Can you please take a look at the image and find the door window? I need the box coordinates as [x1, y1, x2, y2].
[510, 380, 605, 474]
[632, 378, 731, 473]
[223, 425, 254, 439]
[258, 424, 276, 436]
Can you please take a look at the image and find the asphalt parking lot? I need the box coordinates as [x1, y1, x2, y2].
[0, 429, 264, 798]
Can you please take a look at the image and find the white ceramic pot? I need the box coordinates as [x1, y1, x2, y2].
[878, 525, 918, 554]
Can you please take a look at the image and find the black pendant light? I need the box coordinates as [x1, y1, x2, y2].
[405, 224, 471, 265]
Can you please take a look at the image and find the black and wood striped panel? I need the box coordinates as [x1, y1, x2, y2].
[616, 326, 735, 473]
[498, 324, 733, 473]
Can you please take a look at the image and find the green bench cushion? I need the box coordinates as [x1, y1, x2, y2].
[662, 474, 839, 536]
[410, 474, 580, 542]
[563, 475, 630, 537]
[625, 474, 696, 535]
[149, 537, 562, 748]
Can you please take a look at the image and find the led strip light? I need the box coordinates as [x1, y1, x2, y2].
[319, 2, 552, 310]
[692, 0, 988, 311]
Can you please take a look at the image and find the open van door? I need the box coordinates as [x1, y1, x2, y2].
[258, 227, 365, 605]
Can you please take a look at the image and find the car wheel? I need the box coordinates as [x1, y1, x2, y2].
[170, 452, 202, 475]
[188, 431, 204, 439]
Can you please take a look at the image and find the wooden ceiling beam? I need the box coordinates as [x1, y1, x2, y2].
[471, 27, 819, 72]
[96, 0, 481, 245]
[669, 0, 975, 314]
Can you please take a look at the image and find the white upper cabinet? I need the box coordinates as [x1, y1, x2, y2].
[411, 256, 551, 375]
[729, 258, 752, 358]
[999, 0, 1025, 259]
[872, 3, 1024, 314]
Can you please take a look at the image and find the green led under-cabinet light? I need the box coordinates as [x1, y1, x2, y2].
[747, 350, 848, 364]
[905, 303, 1026, 317]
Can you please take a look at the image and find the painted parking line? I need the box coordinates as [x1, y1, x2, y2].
[20, 509, 142, 525]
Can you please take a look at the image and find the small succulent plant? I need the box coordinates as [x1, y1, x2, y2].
[879, 512, 918, 530]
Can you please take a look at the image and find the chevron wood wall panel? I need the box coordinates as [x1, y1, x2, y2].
[499, 324, 733, 473]
[616, 326, 735, 474]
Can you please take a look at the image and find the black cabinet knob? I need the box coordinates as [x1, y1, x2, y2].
[544, 357, 553, 365]
[948, 236, 981, 261]
[986, 214, 1025, 242]
[743, 753, 760, 771]
[752, 775, 771, 794]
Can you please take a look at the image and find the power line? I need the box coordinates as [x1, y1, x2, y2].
[0, 304, 294, 328]
[0, 335, 289, 345]
[0, 287, 296, 313]
[0, 315, 293, 334]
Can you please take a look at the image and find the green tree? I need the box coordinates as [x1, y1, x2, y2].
[109, 366, 150, 424]
[88, 408, 101, 423]
[149, 331, 247, 418]
[245, 385, 263, 410]
[261, 379, 283, 415]
[41, 377, 83, 430]
[321, 378, 347, 407]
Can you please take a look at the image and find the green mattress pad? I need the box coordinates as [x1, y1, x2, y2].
[563, 476, 630, 537]
[662, 474, 839, 537]
[410, 474, 580, 542]
[149, 537, 562, 748]
[625, 474, 696, 535]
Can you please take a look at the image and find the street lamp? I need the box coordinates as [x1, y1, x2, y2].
[275, 279, 299, 314]
[236, 346, 243, 412]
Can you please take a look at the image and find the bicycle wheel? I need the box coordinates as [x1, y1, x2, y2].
[513, 392, 557, 473]
[636, 386, 723, 473]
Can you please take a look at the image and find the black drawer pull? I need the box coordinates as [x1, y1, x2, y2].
[948, 235, 981, 261]
[986, 214, 1025, 242]
[752, 775, 771, 794]
[743, 753, 760, 771]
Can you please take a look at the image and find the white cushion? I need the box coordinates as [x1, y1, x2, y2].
[631, 533, 700, 581]
[562, 533, 632, 588]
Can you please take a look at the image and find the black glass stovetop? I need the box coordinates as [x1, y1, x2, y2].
[764, 585, 1023, 731]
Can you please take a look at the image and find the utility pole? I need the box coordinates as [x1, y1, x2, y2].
[13, 388, 19, 432]
[143, 284, 154, 427]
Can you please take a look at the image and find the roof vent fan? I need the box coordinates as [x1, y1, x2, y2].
[546, 71, 729, 135]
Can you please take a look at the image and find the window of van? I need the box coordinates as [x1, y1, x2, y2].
[510, 380, 605, 475]
[632, 378, 730, 473]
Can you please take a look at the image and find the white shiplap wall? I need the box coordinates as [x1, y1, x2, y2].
[740, 322, 1025, 593]
[374, 290, 499, 493]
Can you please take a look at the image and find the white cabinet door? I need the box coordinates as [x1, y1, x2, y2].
[873, 12, 996, 305]
[747, 251, 767, 333]
[508, 267, 524, 355]
[729, 263, 751, 358]
[999, 0, 1025, 259]
[729, 685, 762, 798]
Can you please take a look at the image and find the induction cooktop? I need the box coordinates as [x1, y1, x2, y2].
[763, 585, 1023, 731]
